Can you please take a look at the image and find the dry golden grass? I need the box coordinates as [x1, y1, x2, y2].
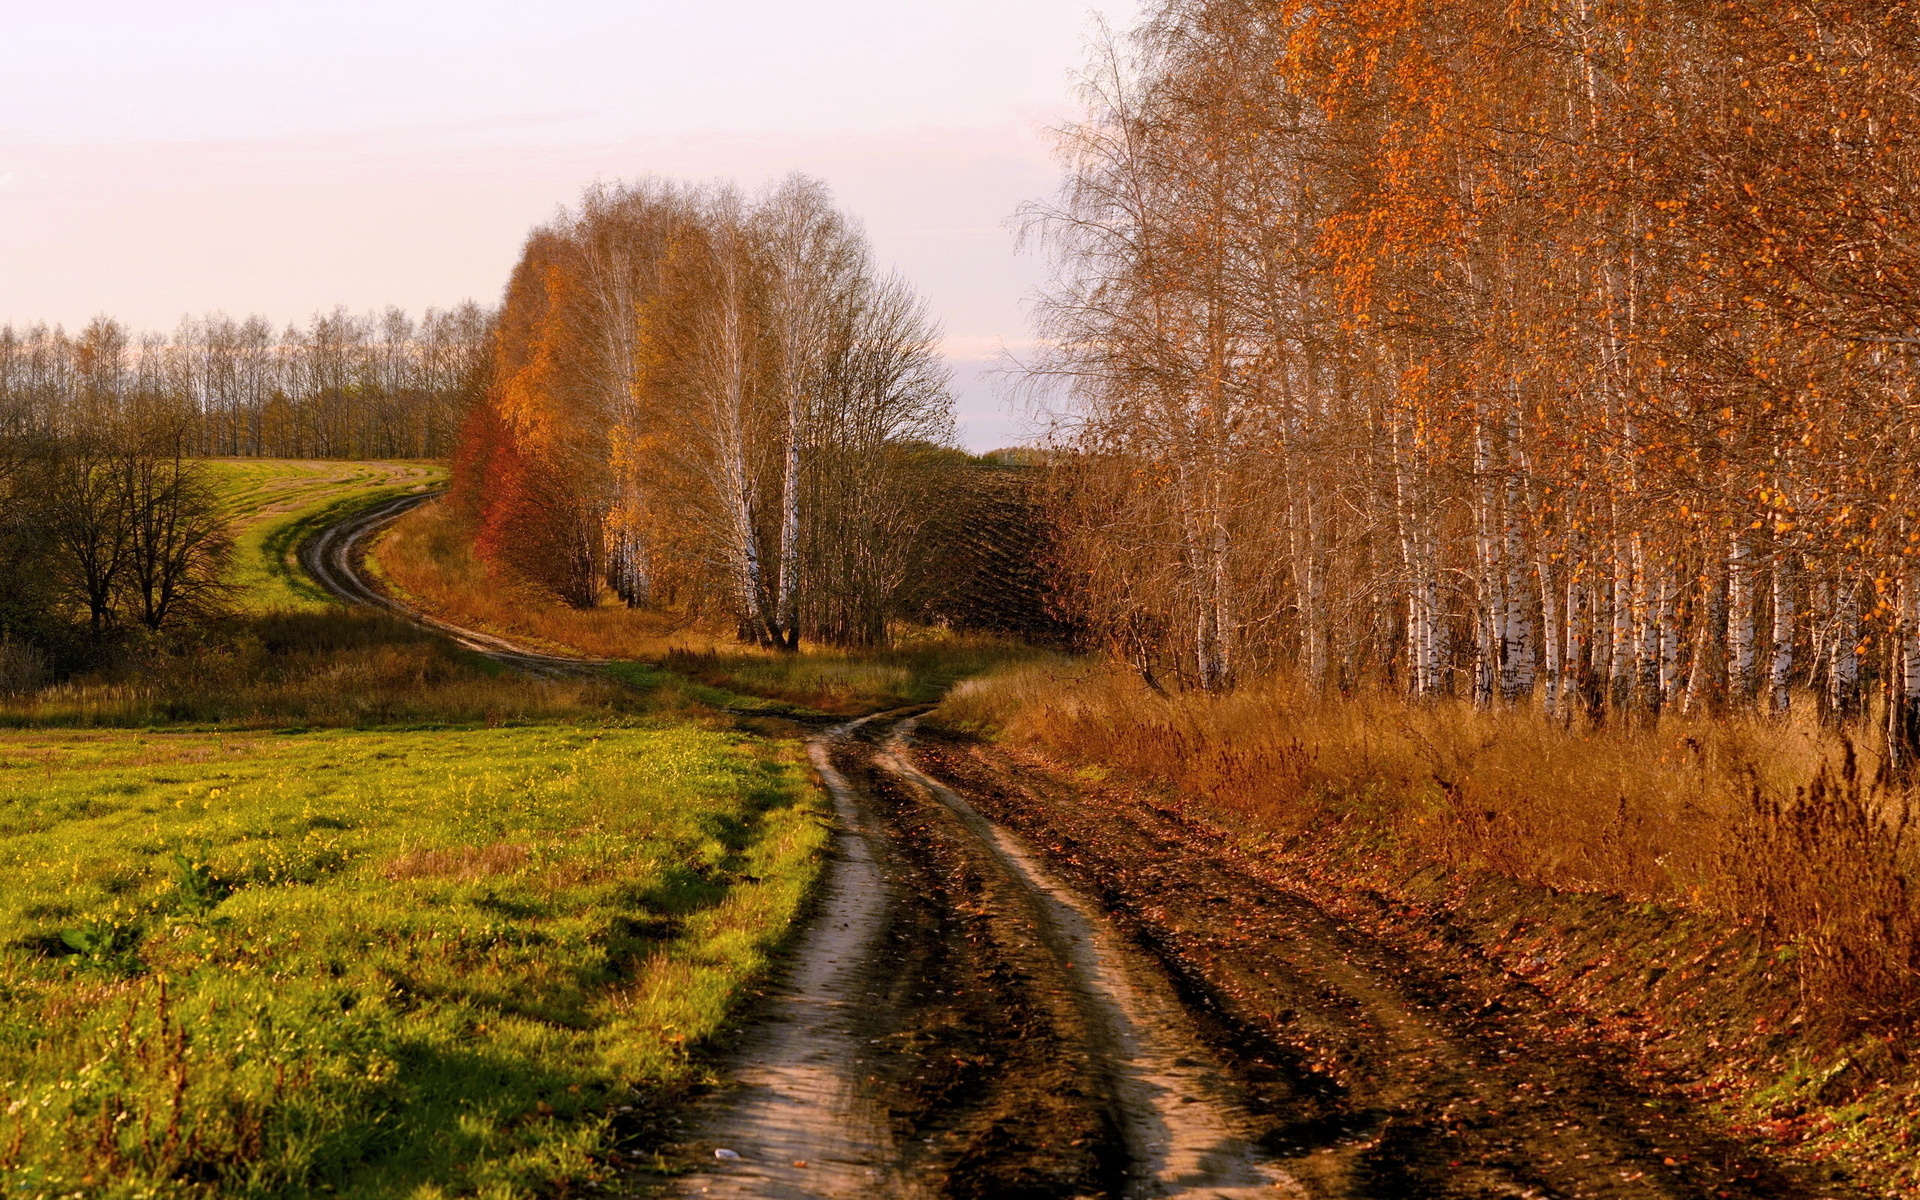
[373, 499, 731, 660]
[942, 658, 1920, 1027]
[375, 500, 1042, 713]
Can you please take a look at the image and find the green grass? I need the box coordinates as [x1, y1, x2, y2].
[202, 460, 446, 612]
[0, 461, 1022, 1199]
[658, 634, 1045, 715]
[0, 722, 824, 1199]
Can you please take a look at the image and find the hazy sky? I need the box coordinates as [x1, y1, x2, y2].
[0, 0, 1140, 447]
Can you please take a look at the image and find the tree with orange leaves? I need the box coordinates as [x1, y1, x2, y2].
[1031, 0, 1920, 756]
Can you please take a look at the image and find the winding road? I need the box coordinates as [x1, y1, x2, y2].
[304, 495, 1854, 1200]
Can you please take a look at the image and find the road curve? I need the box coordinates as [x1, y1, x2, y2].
[299, 490, 608, 678]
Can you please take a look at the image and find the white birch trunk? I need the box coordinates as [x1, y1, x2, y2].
[1609, 550, 1635, 709]
[1631, 535, 1657, 704]
[702, 243, 777, 646]
[1768, 553, 1795, 714]
[1727, 533, 1755, 705]
[1500, 413, 1534, 701]
[1829, 579, 1859, 717]
[1655, 565, 1679, 708]
[1473, 420, 1500, 706]
[1502, 509, 1535, 701]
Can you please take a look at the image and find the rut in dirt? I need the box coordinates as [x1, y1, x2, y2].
[678, 713, 1293, 1200]
[874, 718, 1293, 1199]
[671, 713, 901, 1199]
[909, 726, 1866, 1200]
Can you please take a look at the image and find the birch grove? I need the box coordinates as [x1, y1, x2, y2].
[1033, 0, 1920, 748]
[453, 176, 953, 647]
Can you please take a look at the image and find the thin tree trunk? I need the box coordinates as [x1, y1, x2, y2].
[1830, 578, 1859, 719]
[1769, 551, 1795, 714]
[1727, 532, 1755, 706]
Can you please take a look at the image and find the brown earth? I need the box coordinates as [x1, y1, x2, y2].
[905, 723, 1865, 1200]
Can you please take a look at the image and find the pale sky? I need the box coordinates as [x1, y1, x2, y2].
[0, 0, 1140, 448]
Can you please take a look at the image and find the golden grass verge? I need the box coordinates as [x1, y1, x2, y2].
[941, 658, 1920, 1028]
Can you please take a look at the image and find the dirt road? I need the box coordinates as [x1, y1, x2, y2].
[300, 491, 605, 677]
[306, 499, 1853, 1200]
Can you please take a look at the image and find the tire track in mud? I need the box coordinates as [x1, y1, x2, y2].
[873, 719, 1298, 1199]
[674, 712, 902, 1199]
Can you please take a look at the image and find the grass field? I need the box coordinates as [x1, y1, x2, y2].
[0, 722, 823, 1198]
[203, 459, 444, 611]
[0, 457, 1022, 1199]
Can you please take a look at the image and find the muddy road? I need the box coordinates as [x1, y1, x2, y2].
[307, 500, 1851, 1200]
[675, 719, 1850, 1200]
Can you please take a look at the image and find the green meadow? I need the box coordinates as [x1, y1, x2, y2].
[0, 724, 822, 1199]
[0, 464, 828, 1198]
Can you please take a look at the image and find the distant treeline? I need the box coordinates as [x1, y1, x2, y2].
[0, 306, 491, 461]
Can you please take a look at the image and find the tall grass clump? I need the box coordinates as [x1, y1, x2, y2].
[0, 723, 824, 1197]
[943, 659, 1920, 1029]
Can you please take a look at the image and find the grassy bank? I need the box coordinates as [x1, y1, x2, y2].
[938, 659, 1920, 1191]
[203, 459, 444, 612]
[0, 722, 824, 1199]
[374, 497, 1038, 713]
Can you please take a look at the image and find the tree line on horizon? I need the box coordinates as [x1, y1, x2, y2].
[0, 306, 490, 461]
[451, 175, 959, 648]
[0, 305, 488, 680]
[1026, 0, 1920, 747]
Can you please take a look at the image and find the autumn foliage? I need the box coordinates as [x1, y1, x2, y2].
[1033, 0, 1920, 746]
[452, 177, 954, 646]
